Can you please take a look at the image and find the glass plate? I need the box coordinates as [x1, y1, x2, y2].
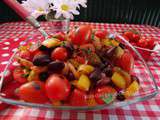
[0, 32, 159, 110]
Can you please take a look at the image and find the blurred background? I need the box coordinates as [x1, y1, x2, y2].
[0, 0, 160, 27]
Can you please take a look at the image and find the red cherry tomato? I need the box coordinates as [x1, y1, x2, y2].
[13, 67, 28, 83]
[51, 47, 68, 61]
[53, 32, 66, 41]
[69, 25, 92, 45]
[147, 38, 155, 49]
[45, 74, 70, 101]
[119, 51, 134, 73]
[123, 31, 134, 41]
[17, 81, 48, 103]
[122, 35, 130, 41]
[69, 89, 87, 106]
[94, 86, 117, 104]
[95, 30, 108, 39]
[137, 38, 148, 48]
[132, 34, 140, 42]
[19, 50, 31, 60]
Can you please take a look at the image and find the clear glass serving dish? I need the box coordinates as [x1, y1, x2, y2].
[0, 31, 159, 111]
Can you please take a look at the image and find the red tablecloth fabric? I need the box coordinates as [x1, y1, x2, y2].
[0, 22, 160, 120]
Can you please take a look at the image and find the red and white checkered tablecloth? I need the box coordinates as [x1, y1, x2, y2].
[0, 22, 160, 120]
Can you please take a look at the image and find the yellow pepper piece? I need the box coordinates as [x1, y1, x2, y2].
[77, 74, 91, 91]
[115, 46, 124, 58]
[124, 80, 140, 98]
[27, 70, 40, 81]
[78, 64, 94, 75]
[102, 39, 112, 46]
[111, 39, 119, 46]
[42, 38, 61, 48]
[111, 72, 126, 89]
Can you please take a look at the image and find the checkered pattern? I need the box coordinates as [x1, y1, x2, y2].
[0, 22, 160, 120]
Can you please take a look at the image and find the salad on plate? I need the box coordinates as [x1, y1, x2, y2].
[11, 25, 140, 106]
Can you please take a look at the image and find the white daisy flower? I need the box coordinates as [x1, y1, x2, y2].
[22, 0, 50, 18]
[72, 0, 87, 8]
[50, 0, 80, 19]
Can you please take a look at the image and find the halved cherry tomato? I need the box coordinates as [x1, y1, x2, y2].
[95, 30, 108, 39]
[137, 38, 148, 48]
[132, 34, 140, 42]
[69, 89, 87, 106]
[45, 74, 70, 101]
[94, 86, 117, 104]
[53, 32, 66, 41]
[147, 38, 155, 49]
[119, 50, 134, 73]
[69, 25, 92, 45]
[16, 81, 48, 103]
[13, 67, 28, 83]
[51, 47, 68, 61]
[123, 31, 134, 41]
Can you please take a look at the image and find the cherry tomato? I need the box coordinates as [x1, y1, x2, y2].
[95, 30, 108, 39]
[13, 67, 28, 83]
[94, 86, 117, 104]
[123, 31, 134, 41]
[19, 50, 31, 60]
[69, 25, 92, 45]
[119, 51, 134, 73]
[147, 38, 155, 49]
[16, 81, 48, 103]
[122, 35, 130, 41]
[69, 89, 87, 106]
[132, 34, 140, 42]
[53, 32, 66, 41]
[51, 47, 68, 61]
[45, 74, 70, 101]
[137, 38, 148, 48]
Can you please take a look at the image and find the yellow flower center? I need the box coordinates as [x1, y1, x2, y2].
[37, 7, 44, 12]
[61, 4, 69, 11]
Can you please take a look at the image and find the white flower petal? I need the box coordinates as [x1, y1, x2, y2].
[70, 9, 80, 15]
[63, 12, 71, 19]
[55, 12, 62, 18]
